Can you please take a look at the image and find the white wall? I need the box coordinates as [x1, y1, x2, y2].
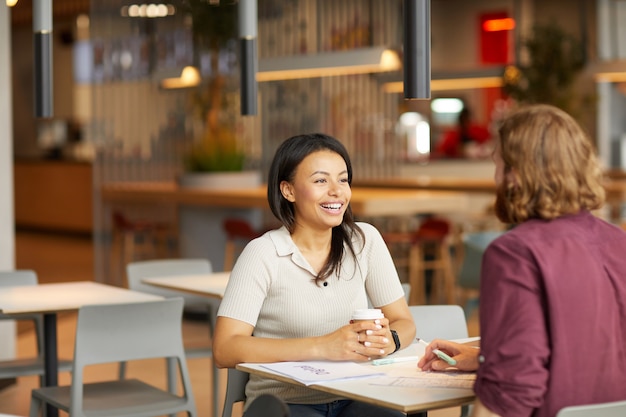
[0, 3, 17, 360]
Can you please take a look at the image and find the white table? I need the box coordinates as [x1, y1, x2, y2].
[237, 344, 475, 417]
[142, 274, 476, 416]
[142, 272, 230, 300]
[0, 281, 162, 417]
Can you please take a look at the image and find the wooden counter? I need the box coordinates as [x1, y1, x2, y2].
[101, 181, 470, 217]
[14, 160, 93, 233]
[355, 176, 626, 222]
[354, 176, 496, 193]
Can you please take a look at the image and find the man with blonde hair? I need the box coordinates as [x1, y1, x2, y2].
[419, 104, 626, 417]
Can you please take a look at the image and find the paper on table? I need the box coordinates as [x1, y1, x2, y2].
[369, 370, 476, 389]
[260, 361, 385, 386]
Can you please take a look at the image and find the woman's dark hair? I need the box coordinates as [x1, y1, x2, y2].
[267, 133, 364, 284]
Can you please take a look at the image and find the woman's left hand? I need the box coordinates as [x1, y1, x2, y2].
[351, 317, 394, 359]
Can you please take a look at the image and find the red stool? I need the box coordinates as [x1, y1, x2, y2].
[112, 211, 177, 285]
[222, 218, 265, 271]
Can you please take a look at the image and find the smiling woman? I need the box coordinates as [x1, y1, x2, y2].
[213, 132, 416, 417]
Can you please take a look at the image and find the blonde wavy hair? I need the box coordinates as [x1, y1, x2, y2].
[497, 104, 605, 223]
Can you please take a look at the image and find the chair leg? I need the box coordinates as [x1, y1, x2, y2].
[213, 365, 220, 417]
[118, 361, 127, 380]
[167, 357, 178, 417]
[440, 244, 457, 304]
[408, 244, 426, 305]
[166, 357, 177, 393]
[224, 240, 235, 271]
[29, 394, 42, 417]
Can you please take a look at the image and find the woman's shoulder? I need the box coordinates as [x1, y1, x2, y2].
[354, 221, 381, 237]
[241, 225, 296, 257]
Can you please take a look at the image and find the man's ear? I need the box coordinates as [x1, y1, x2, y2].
[280, 181, 295, 202]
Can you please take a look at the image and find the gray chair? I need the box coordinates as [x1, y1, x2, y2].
[0, 270, 72, 385]
[222, 368, 250, 417]
[29, 298, 196, 417]
[243, 394, 290, 417]
[456, 231, 504, 317]
[409, 304, 470, 417]
[410, 304, 468, 342]
[555, 400, 626, 417]
[124, 258, 221, 417]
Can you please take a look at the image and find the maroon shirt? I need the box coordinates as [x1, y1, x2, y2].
[475, 211, 626, 417]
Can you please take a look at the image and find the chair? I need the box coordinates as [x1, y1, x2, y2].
[410, 304, 468, 342]
[0, 270, 72, 385]
[556, 399, 626, 417]
[455, 230, 504, 317]
[124, 258, 221, 417]
[243, 394, 290, 417]
[410, 304, 470, 417]
[222, 368, 250, 417]
[29, 298, 197, 417]
[383, 217, 457, 305]
[222, 218, 265, 271]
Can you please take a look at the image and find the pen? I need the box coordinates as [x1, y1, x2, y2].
[371, 355, 420, 366]
[416, 338, 457, 366]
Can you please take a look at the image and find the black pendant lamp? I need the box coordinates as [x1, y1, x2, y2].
[239, 0, 258, 115]
[403, 0, 431, 100]
[33, 0, 53, 118]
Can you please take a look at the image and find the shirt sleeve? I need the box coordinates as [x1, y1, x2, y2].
[358, 223, 405, 307]
[217, 237, 272, 327]
[474, 236, 550, 417]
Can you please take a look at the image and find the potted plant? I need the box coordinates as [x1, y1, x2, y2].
[502, 22, 587, 118]
[178, 0, 261, 189]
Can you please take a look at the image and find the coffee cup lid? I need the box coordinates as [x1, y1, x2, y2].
[351, 308, 384, 320]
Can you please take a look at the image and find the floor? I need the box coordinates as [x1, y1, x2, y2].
[0, 229, 479, 417]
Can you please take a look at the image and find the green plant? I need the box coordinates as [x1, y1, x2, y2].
[184, 126, 245, 172]
[503, 22, 586, 116]
[181, 1, 244, 173]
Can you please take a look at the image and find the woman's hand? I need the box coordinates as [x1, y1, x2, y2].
[417, 339, 480, 371]
[319, 318, 393, 362]
[352, 317, 395, 358]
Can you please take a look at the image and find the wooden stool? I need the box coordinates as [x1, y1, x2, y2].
[383, 218, 457, 306]
[222, 218, 265, 271]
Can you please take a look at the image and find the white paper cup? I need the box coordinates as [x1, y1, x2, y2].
[351, 308, 384, 323]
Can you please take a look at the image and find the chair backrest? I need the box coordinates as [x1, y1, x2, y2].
[409, 305, 468, 341]
[0, 270, 43, 350]
[556, 399, 626, 417]
[0, 270, 39, 319]
[126, 258, 216, 313]
[457, 231, 504, 290]
[222, 368, 250, 417]
[71, 298, 194, 409]
[126, 258, 212, 295]
[401, 283, 411, 304]
[74, 298, 185, 366]
[242, 394, 290, 417]
[0, 269, 38, 289]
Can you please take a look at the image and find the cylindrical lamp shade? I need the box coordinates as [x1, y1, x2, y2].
[403, 0, 431, 100]
[33, 0, 53, 118]
[239, 0, 258, 115]
[239, 38, 258, 115]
